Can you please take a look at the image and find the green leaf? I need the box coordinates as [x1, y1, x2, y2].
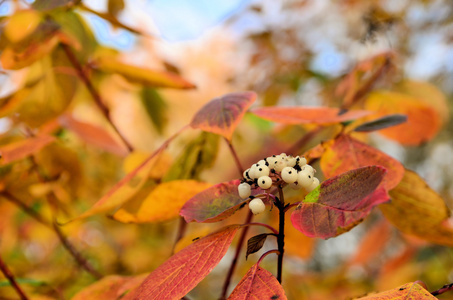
[141, 88, 168, 134]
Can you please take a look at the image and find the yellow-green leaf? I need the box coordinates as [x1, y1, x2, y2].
[4, 10, 42, 44]
[380, 169, 453, 246]
[113, 180, 211, 223]
[354, 282, 436, 299]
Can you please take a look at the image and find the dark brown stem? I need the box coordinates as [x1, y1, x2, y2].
[276, 186, 285, 283]
[0, 256, 29, 300]
[60, 43, 134, 152]
[172, 217, 188, 254]
[224, 138, 244, 176]
[220, 211, 253, 300]
[1, 192, 102, 279]
[431, 283, 453, 296]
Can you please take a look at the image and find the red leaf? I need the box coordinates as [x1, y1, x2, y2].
[59, 114, 129, 156]
[0, 135, 55, 165]
[228, 264, 286, 300]
[180, 180, 260, 223]
[125, 225, 240, 300]
[321, 134, 404, 191]
[291, 166, 389, 239]
[190, 92, 256, 140]
[251, 107, 370, 125]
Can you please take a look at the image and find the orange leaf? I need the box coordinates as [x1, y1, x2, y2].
[252, 107, 370, 125]
[190, 92, 257, 140]
[71, 274, 147, 300]
[124, 225, 240, 300]
[0, 135, 55, 165]
[354, 282, 436, 299]
[93, 56, 196, 89]
[320, 134, 404, 191]
[112, 180, 212, 223]
[228, 264, 287, 300]
[380, 169, 453, 247]
[59, 114, 129, 157]
[348, 219, 391, 266]
[4, 10, 42, 43]
[365, 91, 442, 145]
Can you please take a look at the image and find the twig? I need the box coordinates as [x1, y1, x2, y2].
[431, 283, 453, 296]
[1, 192, 102, 279]
[220, 211, 253, 300]
[257, 250, 280, 266]
[244, 222, 279, 235]
[0, 255, 29, 300]
[276, 186, 285, 283]
[224, 138, 244, 176]
[60, 43, 134, 152]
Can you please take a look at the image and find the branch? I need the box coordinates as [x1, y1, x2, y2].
[1, 192, 102, 279]
[224, 138, 244, 176]
[276, 185, 286, 283]
[60, 43, 134, 152]
[0, 256, 29, 300]
[220, 211, 253, 299]
[431, 283, 453, 296]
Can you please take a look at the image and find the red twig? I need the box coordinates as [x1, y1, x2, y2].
[220, 211, 254, 299]
[257, 250, 280, 266]
[60, 43, 134, 152]
[244, 222, 279, 235]
[276, 186, 285, 283]
[431, 283, 453, 296]
[0, 256, 29, 300]
[224, 138, 244, 176]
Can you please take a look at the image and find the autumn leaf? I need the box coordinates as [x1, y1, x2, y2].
[4, 10, 42, 44]
[251, 106, 370, 125]
[380, 169, 453, 247]
[180, 180, 260, 223]
[71, 274, 147, 300]
[112, 180, 211, 223]
[123, 225, 240, 300]
[0, 135, 55, 165]
[365, 91, 442, 145]
[354, 282, 436, 299]
[59, 114, 129, 157]
[228, 264, 287, 300]
[321, 134, 404, 191]
[190, 91, 257, 140]
[291, 166, 389, 239]
[246, 234, 272, 260]
[93, 56, 196, 89]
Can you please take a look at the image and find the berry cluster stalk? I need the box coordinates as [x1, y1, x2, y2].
[276, 186, 285, 283]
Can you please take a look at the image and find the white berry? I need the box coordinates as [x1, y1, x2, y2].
[289, 181, 303, 190]
[256, 159, 266, 166]
[248, 164, 259, 179]
[298, 169, 314, 189]
[257, 176, 272, 189]
[266, 155, 280, 167]
[243, 168, 251, 180]
[238, 182, 251, 199]
[306, 177, 320, 192]
[301, 164, 314, 175]
[249, 198, 266, 215]
[285, 156, 297, 167]
[254, 165, 270, 178]
[273, 160, 287, 172]
[297, 156, 307, 167]
[281, 167, 298, 183]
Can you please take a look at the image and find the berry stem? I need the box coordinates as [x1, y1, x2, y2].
[224, 138, 244, 176]
[276, 185, 286, 283]
[257, 249, 280, 266]
[220, 210, 253, 299]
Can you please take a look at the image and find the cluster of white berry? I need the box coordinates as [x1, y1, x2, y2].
[237, 153, 320, 215]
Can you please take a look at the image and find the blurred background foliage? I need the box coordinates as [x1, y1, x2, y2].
[0, 0, 453, 299]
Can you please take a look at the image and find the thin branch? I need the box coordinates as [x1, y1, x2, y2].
[1, 192, 102, 279]
[276, 185, 285, 283]
[0, 256, 29, 300]
[224, 138, 244, 176]
[244, 222, 279, 235]
[60, 43, 134, 152]
[220, 211, 253, 300]
[431, 283, 453, 296]
[257, 249, 280, 266]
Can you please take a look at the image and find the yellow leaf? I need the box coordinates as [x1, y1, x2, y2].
[113, 180, 211, 223]
[123, 151, 172, 179]
[94, 56, 196, 89]
[380, 169, 453, 246]
[354, 282, 436, 299]
[4, 10, 42, 43]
